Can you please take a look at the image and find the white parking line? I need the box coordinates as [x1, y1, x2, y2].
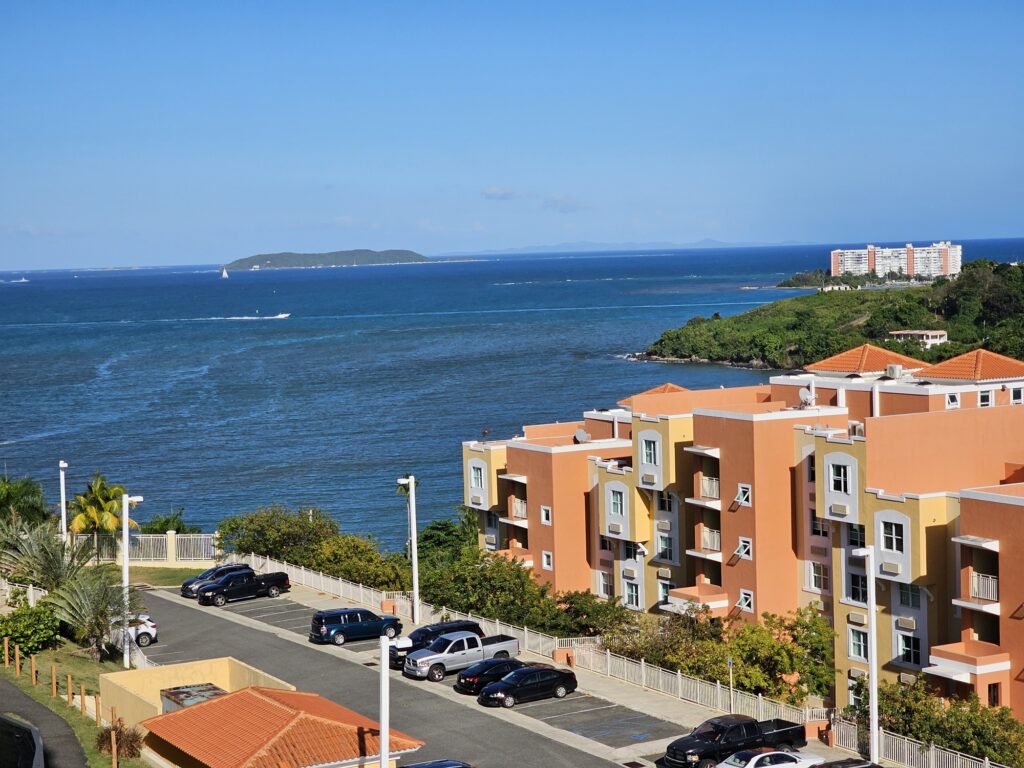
[536, 704, 619, 720]
[514, 695, 595, 710]
[244, 608, 312, 620]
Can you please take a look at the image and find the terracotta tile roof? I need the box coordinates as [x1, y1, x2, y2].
[804, 344, 927, 374]
[141, 687, 423, 768]
[913, 349, 1024, 382]
[617, 382, 688, 406]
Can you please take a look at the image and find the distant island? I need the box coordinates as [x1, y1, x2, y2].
[224, 249, 429, 271]
[635, 260, 1024, 369]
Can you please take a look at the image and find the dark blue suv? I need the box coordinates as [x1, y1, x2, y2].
[308, 608, 403, 646]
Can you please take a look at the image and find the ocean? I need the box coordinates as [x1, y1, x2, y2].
[3, 239, 1023, 548]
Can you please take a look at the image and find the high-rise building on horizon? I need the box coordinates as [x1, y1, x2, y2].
[830, 242, 962, 278]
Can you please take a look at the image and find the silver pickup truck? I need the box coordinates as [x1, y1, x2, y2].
[404, 630, 520, 681]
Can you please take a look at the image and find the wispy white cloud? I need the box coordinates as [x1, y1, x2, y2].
[481, 186, 519, 201]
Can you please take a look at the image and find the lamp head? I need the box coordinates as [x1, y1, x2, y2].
[59, 460, 68, 469]
[127, 495, 144, 504]
[396, 477, 411, 486]
[851, 546, 871, 558]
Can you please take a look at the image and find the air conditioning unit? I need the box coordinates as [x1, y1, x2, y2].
[899, 673, 917, 685]
[608, 523, 622, 534]
[810, 546, 829, 557]
[622, 568, 637, 579]
[881, 561, 902, 576]
[657, 520, 672, 532]
[850, 422, 865, 438]
[849, 668, 867, 679]
[599, 558, 613, 568]
[641, 473, 656, 485]
[484, 534, 496, 545]
[830, 503, 849, 516]
[657, 568, 672, 579]
[886, 364, 904, 379]
[896, 617, 916, 631]
[848, 612, 867, 626]
[470, 495, 483, 506]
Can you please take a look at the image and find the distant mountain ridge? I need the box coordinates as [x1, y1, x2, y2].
[224, 249, 428, 270]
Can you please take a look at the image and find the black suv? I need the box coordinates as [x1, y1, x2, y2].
[180, 563, 253, 598]
[389, 620, 484, 668]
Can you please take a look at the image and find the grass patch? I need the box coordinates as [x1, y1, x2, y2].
[0, 638, 145, 768]
[128, 566, 203, 586]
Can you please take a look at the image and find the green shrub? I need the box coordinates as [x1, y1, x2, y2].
[0, 604, 61, 654]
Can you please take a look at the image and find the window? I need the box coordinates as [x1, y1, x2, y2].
[848, 523, 866, 549]
[849, 686, 863, 709]
[470, 465, 484, 489]
[599, 535, 613, 552]
[735, 537, 753, 560]
[811, 509, 829, 537]
[735, 483, 752, 507]
[989, 683, 1001, 707]
[945, 392, 960, 410]
[882, 521, 905, 553]
[625, 581, 639, 608]
[540, 505, 552, 526]
[737, 589, 754, 613]
[658, 581, 674, 604]
[656, 490, 673, 513]
[897, 633, 921, 666]
[810, 562, 830, 592]
[485, 511, 499, 529]
[849, 573, 868, 604]
[541, 551, 553, 571]
[849, 628, 868, 661]
[830, 464, 850, 494]
[598, 571, 613, 598]
[610, 489, 624, 516]
[899, 584, 921, 609]
[1012, 388, 1023, 405]
[807, 459, 816, 483]
[657, 534, 674, 561]
[979, 390, 994, 408]
[449, 638, 466, 653]
[623, 541, 639, 561]
[642, 439, 659, 466]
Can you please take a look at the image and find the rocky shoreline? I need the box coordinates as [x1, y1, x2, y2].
[624, 351, 775, 369]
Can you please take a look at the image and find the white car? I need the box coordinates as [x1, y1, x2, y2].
[111, 614, 158, 647]
[718, 750, 825, 768]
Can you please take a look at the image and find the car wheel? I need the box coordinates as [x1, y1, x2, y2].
[136, 633, 152, 647]
[427, 665, 446, 682]
[213, 595, 226, 607]
[268, 586, 281, 598]
[697, 761, 716, 768]
[384, 625, 397, 639]
[777, 743, 793, 753]
[501, 695, 516, 709]
[332, 633, 346, 646]
[494, 651, 509, 659]
[553, 685, 568, 699]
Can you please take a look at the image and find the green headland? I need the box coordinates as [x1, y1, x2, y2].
[224, 248, 429, 270]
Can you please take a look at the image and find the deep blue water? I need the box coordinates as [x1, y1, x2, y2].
[3, 239, 1022, 548]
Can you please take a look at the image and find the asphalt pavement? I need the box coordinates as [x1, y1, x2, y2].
[0, 678, 87, 768]
[146, 590, 630, 768]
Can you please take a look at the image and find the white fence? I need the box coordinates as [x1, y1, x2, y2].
[0, 576, 48, 606]
[70, 532, 218, 563]
[833, 719, 1007, 768]
[175, 534, 217, 561]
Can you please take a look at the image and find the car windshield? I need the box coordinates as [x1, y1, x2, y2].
[427, 637, 452, 652]
[409, 628, 432, 643]
[692, 723, 724, 741]
[197, 567, 218, 579]
[463, 661, 492, 676]
[502, 668, 533, 683]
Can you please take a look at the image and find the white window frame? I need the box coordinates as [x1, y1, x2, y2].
[882, 521, 905, 553]
[735, 537, 753, 560]
[623, 541, 639, 561]
[598, 571, 613, 598]
[848, 523, 866, 549]
[642, 439, 659, 466]
[655, 490, 672, 513]
[656, 534, 674, 562]
[540, 505, 553, 526]
[1012, 387, 1023, 405]
[470, 465, 484, 489]
[898, 584, 921, 609]
[979, 390, 994, 408]
[810, 509, 829, 537]
[849, 573, 868, 604]
[849, 627, 869, 662]
[830, 463, 850, 494]
[735, 483, 752, 507]
[610, 489, 624, 516]
[541, 550, 553, 571]
[624, 580, 640, 609]
[809, 562, 830, 593]
[657, 580, 674, 604]
[897, 632, 921, 666]
[945, 392, 960, 410]
[737, 589, 754, 613]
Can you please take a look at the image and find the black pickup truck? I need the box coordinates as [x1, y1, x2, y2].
[196, 571, 290, 606]
[663, 714, 807, 768]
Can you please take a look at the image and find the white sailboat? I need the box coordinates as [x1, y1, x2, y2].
[221, 267, 229, 279]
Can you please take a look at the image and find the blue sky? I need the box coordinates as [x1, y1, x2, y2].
[1, 2, 1022, 269]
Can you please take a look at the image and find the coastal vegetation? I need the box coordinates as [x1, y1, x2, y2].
[224, 248, 428, 271]
[0, 474, 49, 524]
[644, 260, 1024, 368]
[777, 268, 930, 289]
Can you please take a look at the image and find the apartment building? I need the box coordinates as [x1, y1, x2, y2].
[829, 242, 962, 278]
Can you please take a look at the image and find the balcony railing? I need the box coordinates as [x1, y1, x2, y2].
[701, 527, 722, 552]
[512, 498, 528, 519]
[700, 476, 721, 500]
[971, 572, 999, 602]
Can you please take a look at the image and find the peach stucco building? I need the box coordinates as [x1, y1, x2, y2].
[461, 344, 1024, 715]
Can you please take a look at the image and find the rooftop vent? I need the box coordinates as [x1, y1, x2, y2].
[886, 364, 904, 379]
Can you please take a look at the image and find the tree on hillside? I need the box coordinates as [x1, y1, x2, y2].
[216, 505, 339, 566]
[68, 473, 137, 561]
[139, 508, 201, 534]
[0, 475, 49, 525]
[417, 507, 479, 563]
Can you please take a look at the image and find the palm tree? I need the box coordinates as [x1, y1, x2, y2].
[2, 521, 94, 592]
[68, 474, 137, 562]
[46, 567, 143, 661]
[0, 475, 49, 525]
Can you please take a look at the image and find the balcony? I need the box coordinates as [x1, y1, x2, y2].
[494, 548, 533, 569]
[663, 583, 729, 618]
[952, 572, 1000, 615]
[924, 640, 1010, 685]
[686, 477, 722, 511]
[499, 499, 529, 529]
[686, 527, 722, 562]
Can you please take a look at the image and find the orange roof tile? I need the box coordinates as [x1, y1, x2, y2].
[141, 687, 423, 768]
[913, 349, 1024, 382]
[804, 344, 927, 374]
[617, 382, 688, 406]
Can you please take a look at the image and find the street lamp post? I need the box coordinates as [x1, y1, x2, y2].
[58, 460, 68, 539]
[852, 545, 880, 765]
[379, 633, 390, 768]
[397, 475, 420, 625]
[121, 493, 143, 669]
